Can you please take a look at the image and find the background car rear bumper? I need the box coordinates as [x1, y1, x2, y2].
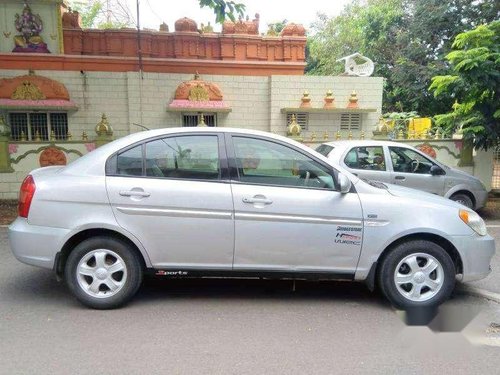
[8, 217, 69, 270]
[453, 234, 495, 282]
[474, 189, 488, 210]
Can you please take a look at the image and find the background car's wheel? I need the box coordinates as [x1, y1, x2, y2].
[377, 240, 456, 309]
[450, 193, 474, 209]
[65, 236, 143, 309]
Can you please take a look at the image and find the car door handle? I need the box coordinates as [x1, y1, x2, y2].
[242, 197, 273, 205]
[394, 176, 406, 181]
[119, 190, 151, 198]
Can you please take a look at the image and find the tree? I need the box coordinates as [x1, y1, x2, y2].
[307, 0, 499, 116]
[69, 0, 245, 29]
[429, 21, 500, 150]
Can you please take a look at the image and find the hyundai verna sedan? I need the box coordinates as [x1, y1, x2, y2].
[316, 140, 488, 210]
[9, 128, 494, 309]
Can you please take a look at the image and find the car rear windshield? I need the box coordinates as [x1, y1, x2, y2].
[315, 144, 334, 157]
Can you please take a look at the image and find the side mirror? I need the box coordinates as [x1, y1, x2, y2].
[338, 172, 352, 194]
[430, 165, 445, 176]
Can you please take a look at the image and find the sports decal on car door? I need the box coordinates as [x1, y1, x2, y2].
[335, 226, 362, 246]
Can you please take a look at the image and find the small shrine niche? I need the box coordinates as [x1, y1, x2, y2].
[12, 3, 50, 53]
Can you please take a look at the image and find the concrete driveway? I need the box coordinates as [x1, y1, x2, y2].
[1, 227, 500, 374]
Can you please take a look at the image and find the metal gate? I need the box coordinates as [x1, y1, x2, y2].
[492, 144, 500, 190]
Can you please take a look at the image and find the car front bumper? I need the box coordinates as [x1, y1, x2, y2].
[8, 217, 70, 270]
[452, 233, 495, 282]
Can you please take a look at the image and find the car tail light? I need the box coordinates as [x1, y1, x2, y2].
[18, 175, 36, 218]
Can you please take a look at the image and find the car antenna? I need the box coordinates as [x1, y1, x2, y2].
[132, 123, 150, 131]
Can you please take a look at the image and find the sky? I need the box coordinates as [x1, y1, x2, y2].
[121, 0, 353, 33]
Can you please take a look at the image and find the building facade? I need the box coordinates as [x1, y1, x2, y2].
[0, 0, 493, 198]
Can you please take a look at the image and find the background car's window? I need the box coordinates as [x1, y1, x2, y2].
[116, 145, 143, 176]
[389, 147, 434, 174]
[344, 146, 386, 171]
[233, 137, 334, 189]
[315, 144, 334, 157]
[145, 135, 220, 180]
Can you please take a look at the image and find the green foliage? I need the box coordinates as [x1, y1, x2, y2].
[198, 0, 245, 23]
[68, 0, 133, 29]
[307, 0, 499, 116]
[430, 21, 500, 150]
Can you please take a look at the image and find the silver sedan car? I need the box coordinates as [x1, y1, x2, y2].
[316, 140, 488, 210]
[9, 128, 494, 309]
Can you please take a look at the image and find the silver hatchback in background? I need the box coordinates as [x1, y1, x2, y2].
[316, 140, 488, 210]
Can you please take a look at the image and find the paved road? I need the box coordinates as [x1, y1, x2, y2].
[1, 227, 500, 374]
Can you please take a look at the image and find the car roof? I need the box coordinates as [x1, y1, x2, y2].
[321, 139, 419, 149]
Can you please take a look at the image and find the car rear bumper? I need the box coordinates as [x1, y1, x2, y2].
[8, 217, 70, 270]
[453, 234, 495, 282]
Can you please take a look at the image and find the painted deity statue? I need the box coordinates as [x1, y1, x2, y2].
[13, 3, 50, 53]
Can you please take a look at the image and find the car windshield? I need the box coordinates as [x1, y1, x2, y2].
[315, 144, 334, 157]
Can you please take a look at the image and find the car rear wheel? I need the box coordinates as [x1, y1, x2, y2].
[450, 193, 474, 209]
[378, 240, 455, 309]
[65, 236, 143, 309]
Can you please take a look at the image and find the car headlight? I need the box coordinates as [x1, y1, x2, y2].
[459, 209, 487, 236]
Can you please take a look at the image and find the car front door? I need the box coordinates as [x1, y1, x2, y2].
[388, 146, 445, 195]
[342, 145, 391, 183]
[227, 134, 364, 274]
[106, 133, 234, 270]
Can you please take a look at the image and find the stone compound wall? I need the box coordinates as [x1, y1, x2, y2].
[0, 69, 384, 198]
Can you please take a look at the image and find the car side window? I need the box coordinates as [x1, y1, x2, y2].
[232, 136, 335, 189]
[344, 146, 386, 171]
[116, 144, 143, 176]
[389, 147, 434, 174]
[145, 135, 220, 180]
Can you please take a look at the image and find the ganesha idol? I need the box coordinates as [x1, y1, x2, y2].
[12, 4, 50, 53]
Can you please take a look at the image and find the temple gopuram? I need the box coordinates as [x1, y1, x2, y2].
[0, 1, 493, 197]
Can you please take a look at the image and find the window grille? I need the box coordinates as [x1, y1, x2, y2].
[182, 113, 216, 127]
[286, 113, 308, 130]
[8, 112, 68, 141]
[50, 113, 68, 140]
[340, 113, 362, 130]
[9, 113, 28, 141]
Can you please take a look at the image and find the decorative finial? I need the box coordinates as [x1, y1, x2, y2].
[95, 113, 112, 136]
[194, 71, 200, 80]
[50, 129, 56, 141]
[323, 131, 329, 141]
[360, 131, 365, 140]
[67, 131, 72, 141]
[287, 114, 301, 137]
[336, 130, 341, 140]
[310, 132, 316, 141]
[397, 129, 404, 139]
[82, 131, 88, 141]
[197, 114, 207, 127]
[348, 131, 353, 140]
[323, 90, 335, 109]
[300, 91, 311, 108]
[20, 131, 27, 141]
[347, 90, 359, 109]
[434, 129, 441, 139]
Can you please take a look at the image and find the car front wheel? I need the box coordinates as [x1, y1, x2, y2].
[378, 240, 456, 309]
[64, 236, 143, 309]
[450, 193, 474, 209]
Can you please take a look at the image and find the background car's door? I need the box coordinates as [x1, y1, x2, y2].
[341, 145, 392, 183]
[388, 146, 445, 195]
[106, 133, 234, 270]
[227, 134, 364, 274]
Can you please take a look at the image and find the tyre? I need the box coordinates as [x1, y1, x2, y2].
[450, 193, 474, 209]
[64, 236, 143, 309]
[377, 240, 455, 309]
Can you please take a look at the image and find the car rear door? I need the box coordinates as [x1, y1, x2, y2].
[341, 145, 392, 183]
[105, 133, 234, 270]
[227, 134, 364, 275]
